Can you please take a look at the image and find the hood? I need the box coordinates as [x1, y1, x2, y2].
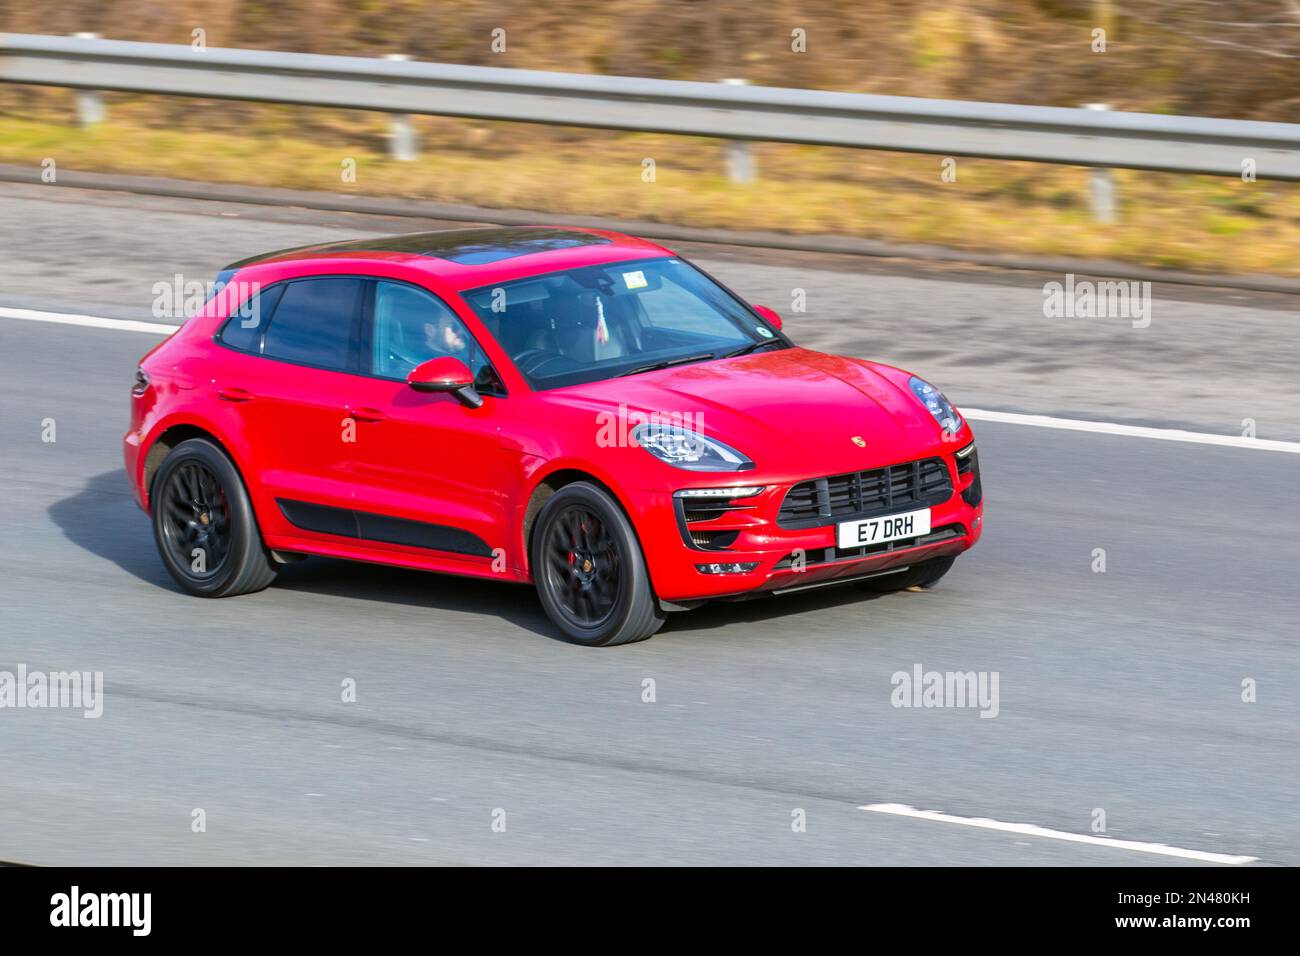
[539, 347, 947, 478]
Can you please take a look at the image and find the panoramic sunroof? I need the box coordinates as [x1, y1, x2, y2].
[226, 228, 611, 270]
[421, 229, 612, 265]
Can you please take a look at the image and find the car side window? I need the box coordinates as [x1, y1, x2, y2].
[261, 278, 364, 371]
[217, 283, 283, 353]
[371, 281, 503, 394]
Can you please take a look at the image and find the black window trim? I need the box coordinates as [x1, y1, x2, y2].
[213, 258, 783, 396]
[213, 274, 507, 397]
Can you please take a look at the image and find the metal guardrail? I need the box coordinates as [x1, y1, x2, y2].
[3, 32, 1300, 181]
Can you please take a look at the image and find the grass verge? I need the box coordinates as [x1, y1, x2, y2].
[2, 101, 1297, 276]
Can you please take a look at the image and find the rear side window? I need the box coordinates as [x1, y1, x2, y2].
[218, 283, 283, 352]
[261, 278, 364, 371]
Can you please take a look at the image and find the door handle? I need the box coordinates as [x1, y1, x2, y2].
[218, 387, 255, 402]
[348, 406, 388, 423]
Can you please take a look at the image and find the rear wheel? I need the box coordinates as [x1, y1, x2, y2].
[857, 555, 956, 593]
[532, 482, 664, 646]
[151, 438, 277, 598]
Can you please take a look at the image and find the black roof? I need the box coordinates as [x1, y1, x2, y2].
[224, 227, 612, 271]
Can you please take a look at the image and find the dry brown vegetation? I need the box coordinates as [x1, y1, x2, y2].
[6, 1, 1300, 119]
[4, 2, 1300, 274]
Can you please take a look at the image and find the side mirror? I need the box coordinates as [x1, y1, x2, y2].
[407, 356, 483, 408]
[752, 304, 783, 332]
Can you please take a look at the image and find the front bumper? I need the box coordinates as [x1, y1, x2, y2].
[630, 442, 984, 602]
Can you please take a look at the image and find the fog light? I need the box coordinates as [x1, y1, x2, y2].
[696, 562, 760, 574]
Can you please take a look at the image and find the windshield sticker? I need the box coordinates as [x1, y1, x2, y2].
[623, 270, 648, 290]
[756, 326, 774, 338]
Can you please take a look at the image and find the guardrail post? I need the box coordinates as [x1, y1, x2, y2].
[72, 33, 105, 126]
[1084, 103, 1116, 222]
[722, 79, 755, 184]
[385, 54, 418, 161]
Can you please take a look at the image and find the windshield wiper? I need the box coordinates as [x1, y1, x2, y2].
[723, 339, 783, 359]
[616, 352, 715, 378]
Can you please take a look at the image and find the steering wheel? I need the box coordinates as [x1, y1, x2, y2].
[509, 349, 549, 372]
[511, 349, 578, 377]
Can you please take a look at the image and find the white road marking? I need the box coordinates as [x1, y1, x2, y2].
[0, 306, 177, 336]
[860, 803, 1258, 865]
[964, 408, 1300, 454]
[2, 305, 1298, 455]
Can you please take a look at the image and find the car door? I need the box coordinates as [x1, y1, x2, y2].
[210, 276, 366, 537]
[344, 278, 516, 565]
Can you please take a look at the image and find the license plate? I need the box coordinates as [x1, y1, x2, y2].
[837, 508, 931, 550]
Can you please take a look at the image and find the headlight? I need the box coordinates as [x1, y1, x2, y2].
[908, 375, 962, 434]
[631, 422, 753, 472]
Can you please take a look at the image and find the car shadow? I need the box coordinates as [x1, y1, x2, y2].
[47, 469, 177, 590]
[275, 558, 898, 643]
[270, 558, 553, 638]
[661, 581, 891, 636]
[51, 470, 893, 643]
[50, 470, 559, 637]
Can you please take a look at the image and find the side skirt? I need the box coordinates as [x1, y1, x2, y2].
[276, 498, 495, 559]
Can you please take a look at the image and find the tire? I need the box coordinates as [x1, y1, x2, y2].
[531, 481, 665, 646]
[857, 555, 956, 593]
[150, 438, 278, 598]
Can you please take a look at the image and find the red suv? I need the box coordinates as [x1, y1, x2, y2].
[125, 227, 982, 645]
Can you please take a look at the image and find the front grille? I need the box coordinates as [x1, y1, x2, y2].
[777, 458, 953, 529]
[774, 523, 965, 569]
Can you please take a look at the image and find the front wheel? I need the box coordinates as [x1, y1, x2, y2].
[151, 438, 278, 598]
[531, 482, 664, 646]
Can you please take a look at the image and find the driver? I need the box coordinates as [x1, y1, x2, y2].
[424, 312, 468, 362]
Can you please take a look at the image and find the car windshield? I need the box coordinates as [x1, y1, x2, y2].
[461, 258, 783, 389]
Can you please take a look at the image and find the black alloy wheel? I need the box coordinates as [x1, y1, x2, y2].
[543, 505, 622, 628]
[158, 460, 232, 579]
[531, 482, 664, 646]
[150, 438, 278, 598]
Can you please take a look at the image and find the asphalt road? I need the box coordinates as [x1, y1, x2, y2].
[1, 184, 1297, 865]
